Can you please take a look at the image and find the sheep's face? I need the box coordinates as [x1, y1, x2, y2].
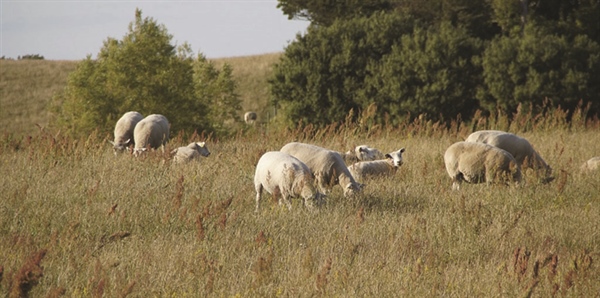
[344, 182, 364, 197]
[110, 139, 131, 155]
[385, 148, 406, 167]
[355, 145, 380, 161]
[192, 142, 210, 157]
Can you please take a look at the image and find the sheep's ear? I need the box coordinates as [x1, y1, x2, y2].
[358, 147, 366, 153]
[400, 148, 406, 153]
[385, 154, 392, 159]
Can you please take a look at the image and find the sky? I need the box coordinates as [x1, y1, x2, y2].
[1, 0, 310, 60]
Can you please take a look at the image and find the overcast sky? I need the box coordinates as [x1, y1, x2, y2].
[1, 0, 310, 60]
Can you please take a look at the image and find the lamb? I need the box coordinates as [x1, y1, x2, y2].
[133, 114, 170, 156]
[444, 141, 522, 190]
[254, 151, 325, 212]
[244, 111, 257, 124]
[170, 142, 210, 164]
[280, 142, 363, 197]
[109, 111, 143, 155]
[581, 156, 600, 172]
[465, 130, 552, 181]
[348, 148, 405, 181]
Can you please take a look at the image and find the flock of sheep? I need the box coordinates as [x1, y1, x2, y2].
[108, 111, 210, 163]
[110, 111, 599, 211]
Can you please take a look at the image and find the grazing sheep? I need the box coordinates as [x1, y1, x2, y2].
[244, 111, 257, 124]
[465, 130, 552, 181]
[280, 142, 363, 197]
[254, 151, 325, 212]
[444, 141, 522, 190]
[354, 145, 384, 161]
[348, 148, 405, 181]
[340, 145, 384, 164]
[171, 142, 210, 164]
[581, 156, 600, 172]
[133, 114, 170, 156]
[109, 111, 143, 155]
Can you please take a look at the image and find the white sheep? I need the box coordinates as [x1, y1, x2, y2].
[254, 151, 325, 212]
[465, 130, 552, 181]
[581, 156, 600, 172]
[280, 142, 363, 197]
[244, 111, 257, 124]
[348, 148, 405, 181]
[170, 142, 210, 164]
[341, 145, 384, 164]
[444, 141, 522, 190]
[354, 145, 384, 161]
[109, 111, 143, 155]
[133, 114, 170, 156]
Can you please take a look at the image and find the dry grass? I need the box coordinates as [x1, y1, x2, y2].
[1, 56, 599, 297]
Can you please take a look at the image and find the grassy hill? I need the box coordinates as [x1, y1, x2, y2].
[0, 53, 280, 137]
[1, 55, 599, 297]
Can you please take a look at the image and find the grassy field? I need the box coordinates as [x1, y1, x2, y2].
[1, 58, 599, 297]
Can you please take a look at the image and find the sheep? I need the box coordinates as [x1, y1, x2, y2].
[109, 111, 143, 155]
[581, 156, 600, 172]
[340, 145, 384, 164]
[444, 141, 522, 190]
[465, 130, 552, 182]
[170, 142, 210, 164]
[348, 148, 405, 181]
[280, 142, 364, 197]
[254, 151, 325, 212]
[133, 114, 170, 156]
[244, 111, 257, 124]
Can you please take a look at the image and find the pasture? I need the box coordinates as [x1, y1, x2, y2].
[1, 58, 599, 297]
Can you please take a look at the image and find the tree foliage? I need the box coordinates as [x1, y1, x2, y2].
[271, 0, 600, 127]
[270, 13, 416, 127]
[479, 25, 600, 115]
[51, 9, 240, 137]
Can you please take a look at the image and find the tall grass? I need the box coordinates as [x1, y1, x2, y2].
[1, 100, 599, 296]
[1, 56, 599, 296]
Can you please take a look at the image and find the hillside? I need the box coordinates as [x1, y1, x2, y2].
[0, 53, 280, 137]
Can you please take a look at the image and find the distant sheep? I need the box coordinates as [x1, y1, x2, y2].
[444, 141, 522, 190]
[244, 111, 257, 124]
[109, 111, 143, 155]
[170, 142, 210, 164]
[133, 114, 170, 156]
[348, 148, 405, 181]
[280, 142, 363, 197]
[465, 130, 552, 182]
[581, 156, 600, 172]
[254, 151, 325, 212]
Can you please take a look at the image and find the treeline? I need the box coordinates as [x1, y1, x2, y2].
[271, 0, 600, 126]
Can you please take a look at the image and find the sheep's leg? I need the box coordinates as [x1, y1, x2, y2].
[282, 194, 292, 210]
[255, 184, 263, 213]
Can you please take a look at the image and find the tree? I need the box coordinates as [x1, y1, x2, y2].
[270, 13, 416, 127]
[51, 9, 240, 137]
[277, 0, 394, 26]
[478, 25, 600, 116]
[361, 22, 484, 123]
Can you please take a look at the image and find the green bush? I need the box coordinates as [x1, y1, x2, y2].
[50, 9, 240, 138]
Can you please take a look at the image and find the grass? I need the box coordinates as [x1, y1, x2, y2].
[1, 57, 599, 297]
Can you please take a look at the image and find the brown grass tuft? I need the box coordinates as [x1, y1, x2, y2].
[255, 231, 267, 246]
[196, 214, 205, 241]
[120, 280, 136, 298]
[45, 287, 66, 298]
[108, 203, 118, 216]
[513, 247, 531, 282]
[315, 257, 332, 295]
[10, 249, 47, 298]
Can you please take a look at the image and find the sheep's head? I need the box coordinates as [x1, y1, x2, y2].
[385, 148, 406, 167]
